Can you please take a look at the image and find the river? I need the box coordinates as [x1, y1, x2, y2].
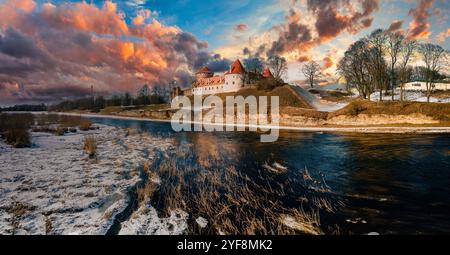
[90, 116, 450, 234]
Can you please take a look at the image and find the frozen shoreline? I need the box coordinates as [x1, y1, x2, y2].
[33, 112, 450, 134]
[0, 124, 179, 235]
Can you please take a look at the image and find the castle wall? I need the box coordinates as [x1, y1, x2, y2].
[192, 74, 244, 96]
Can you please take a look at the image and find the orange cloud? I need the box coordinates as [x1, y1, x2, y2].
[322, 56, 334, 70]
[37, 1, 129, 36]
[436, 29, 450, 43]
[133, 10, 152, 27]
[266, 1, 379, 58]
[407, 0, 434, 39]
[0, 1, 221, 104]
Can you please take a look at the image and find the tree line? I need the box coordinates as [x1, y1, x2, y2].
[0, 104, 47, 112]
[50, 84, 169, 112]
[337, 29, 448, 102]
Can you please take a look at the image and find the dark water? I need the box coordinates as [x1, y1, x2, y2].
[91, 117, 450, 234]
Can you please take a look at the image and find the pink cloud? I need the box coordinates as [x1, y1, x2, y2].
[235, 23, 248, 32]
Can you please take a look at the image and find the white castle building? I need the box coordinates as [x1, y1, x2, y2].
[192, 59, 246, 96]
[171, 59, 274, 99]
[190, 59, 273, 96]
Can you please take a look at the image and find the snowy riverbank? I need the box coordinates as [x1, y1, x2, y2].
[0, 125, 180, 235]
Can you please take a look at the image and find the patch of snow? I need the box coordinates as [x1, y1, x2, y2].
[290, 85, 349, 112]
[119, 203, 188, 235]
[263, 162, 288, 174]
[282, 215, 322, 235]
[369, 90, 450, 103]
[273, 162, 288, 171]
[196, 217, 208, 229]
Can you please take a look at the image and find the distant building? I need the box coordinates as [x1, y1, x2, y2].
[171, 59, 274, 98]
[404, 82, 450, 91]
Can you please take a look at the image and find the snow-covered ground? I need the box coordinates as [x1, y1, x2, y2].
[370, 90, 450, 103]
[0, 125, 178, 235]
[290, 85, 349, 112]
[119, 203, 188, 235]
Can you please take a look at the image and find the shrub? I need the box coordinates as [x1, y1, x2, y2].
[5, 128, 31, 148]
[0, 113, 33, 148]
[55, 127, 67, 136]
[83, 135, 97, 158]
[79, 118, 93, 131]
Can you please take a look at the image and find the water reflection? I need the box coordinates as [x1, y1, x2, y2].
[90, 117, 450, 234]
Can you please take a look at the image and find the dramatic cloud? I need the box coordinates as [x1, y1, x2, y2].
[407, 0, 434, 39]
[0, 0, 224, 104]
[307, 0, 379, 42]
[387, 20, 404, 33]
[194, 52, 232, 72]
[265, 0, 379, 59]
[267, 9, 315, 58]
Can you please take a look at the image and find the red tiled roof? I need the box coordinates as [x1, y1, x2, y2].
[229, 59, 245, 74]
[196, 76, 225, 87]
[262, 68, 274, 78]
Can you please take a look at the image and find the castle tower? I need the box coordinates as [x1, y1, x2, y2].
[224, 59, 246, 92]
[195, 66, 213, 79]
[262, 68, 274, 79]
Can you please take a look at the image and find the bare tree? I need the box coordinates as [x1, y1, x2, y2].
[418, 43, 447, 102]
[386, 31, 404, 100]
[302, 61, 321, 88]
[338, 39, 376, 100]
[398, 39, 417, 101]
[367, 29, 388, 101]
[268, 56, 287, 82]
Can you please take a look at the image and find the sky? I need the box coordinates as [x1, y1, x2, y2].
[0, 0, 449, 105]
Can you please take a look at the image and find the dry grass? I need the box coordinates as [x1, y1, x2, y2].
[331, 100, 450, 121]
[320, 91, 353, 103]
[280, 107, 329, 119]
[432, 90, 450, 99]
[78, 118, 93, 131]
[279, 100, 450, 125]
[0, 113, 33, 148]
[135, 145, 341, 235]
[34, 114, 93, 130]
[55, 126, 67, 136]
[6, 202, 35, 235]
[195, 86, 312, 109]
[83, 135, 97, 158]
